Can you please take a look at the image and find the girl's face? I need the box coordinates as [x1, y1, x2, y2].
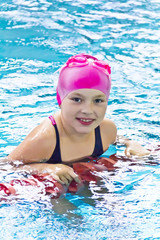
[60, 89, 108, 135]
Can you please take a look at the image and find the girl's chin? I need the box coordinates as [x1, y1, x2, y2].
[74, 125, 96, 134]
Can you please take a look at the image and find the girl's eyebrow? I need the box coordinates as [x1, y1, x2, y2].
[94, 95, 106, 98]
[71, 93, 105, 98]
[71, 93, 83, 97]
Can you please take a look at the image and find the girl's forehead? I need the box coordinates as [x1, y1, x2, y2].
[68, 89, 106, 97]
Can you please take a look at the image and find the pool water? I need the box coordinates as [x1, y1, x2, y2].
[0, 0, 160, 239]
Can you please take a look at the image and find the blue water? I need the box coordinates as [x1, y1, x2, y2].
[0, 0, 160, 239]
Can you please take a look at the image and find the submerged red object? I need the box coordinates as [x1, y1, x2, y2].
[0, 183, 16, 195]
[0, 157, 117, 198]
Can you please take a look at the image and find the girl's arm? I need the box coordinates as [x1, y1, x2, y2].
[15, 163, 81, 185]
[116, 135, 150, 157]
[6, 118, 80, 185]
[102, 118, 150, 157]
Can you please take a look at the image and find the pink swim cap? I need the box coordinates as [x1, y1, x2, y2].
[56, 53, 111, 106]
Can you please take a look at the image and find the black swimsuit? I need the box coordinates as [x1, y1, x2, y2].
[47, 116, 104, 164]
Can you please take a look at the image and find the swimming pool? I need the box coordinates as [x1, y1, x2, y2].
[0, 0, 160, 239]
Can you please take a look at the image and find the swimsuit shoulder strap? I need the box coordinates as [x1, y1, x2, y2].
[47, 116, 62, 164]
[48, 115, 56, 125]
[91, 126, 104, 158]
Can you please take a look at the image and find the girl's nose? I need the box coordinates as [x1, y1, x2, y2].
[81, 102, 93, 115]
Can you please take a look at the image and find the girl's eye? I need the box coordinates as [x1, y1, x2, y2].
[94, 99, 104, 103]
[71, 97, 82, 103]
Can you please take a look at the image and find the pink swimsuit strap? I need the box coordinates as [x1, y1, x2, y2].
[49, 116, 56, 125]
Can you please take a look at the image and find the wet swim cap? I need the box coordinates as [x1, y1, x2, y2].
[56, 53, 111, 106]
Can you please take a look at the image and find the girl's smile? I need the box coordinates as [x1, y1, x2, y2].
[76, 117, 95, 126]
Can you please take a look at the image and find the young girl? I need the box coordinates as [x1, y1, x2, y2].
[7, 53, 149, 185]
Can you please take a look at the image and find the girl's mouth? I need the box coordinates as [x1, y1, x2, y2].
[76, 118, 95, 125]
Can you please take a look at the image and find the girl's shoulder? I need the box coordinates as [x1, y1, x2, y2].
[100, 118, 117, 129]
[23, 117, 57, 161]
[8, 117, 57, 163]
[100, 118, 117, 144]
[37, 117, 57, 146]
[30, 117, 56, 139]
